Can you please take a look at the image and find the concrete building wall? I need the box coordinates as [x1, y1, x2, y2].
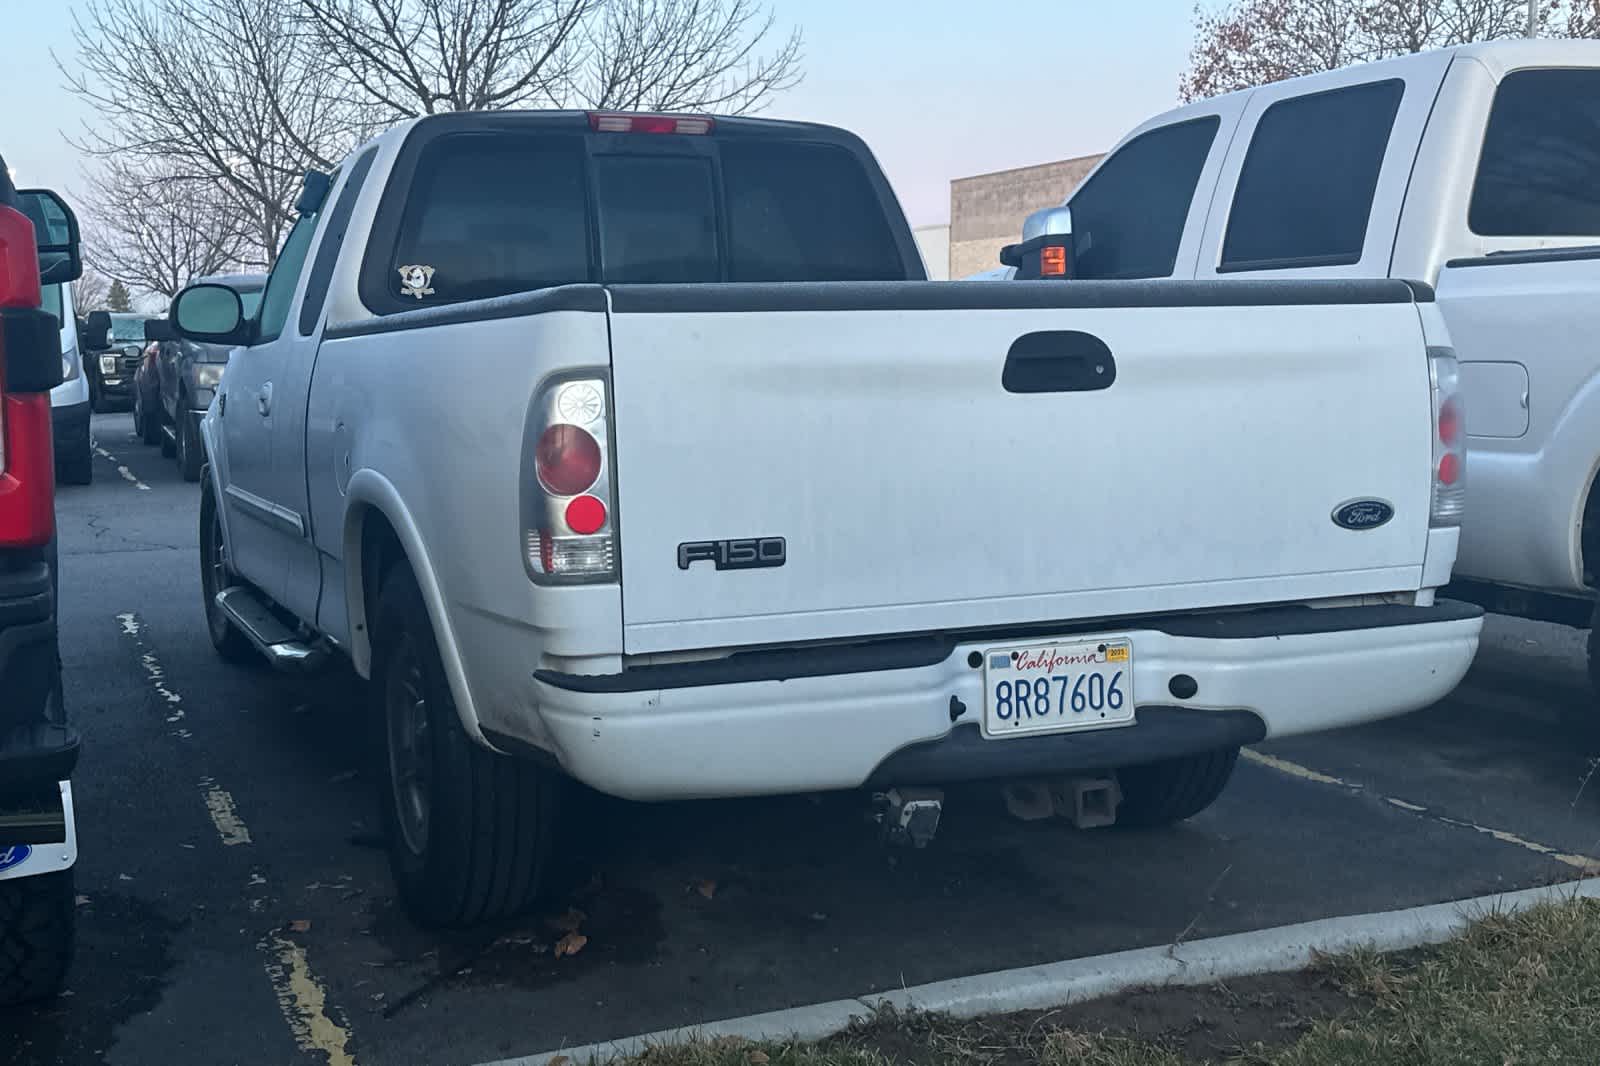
[948, 154, 1103, 279]
[912, 224, 950, 280]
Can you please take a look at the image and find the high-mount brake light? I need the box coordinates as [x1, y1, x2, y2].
[587, 112, 714, 135]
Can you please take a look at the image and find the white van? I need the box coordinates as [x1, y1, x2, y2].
[43, 282, 91, 485]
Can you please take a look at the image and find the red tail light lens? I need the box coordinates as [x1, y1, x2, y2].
[1437, 397, 1461, 447]
[0, 206, 41, 310]
[1437, 452, 1461, 486]
[564, 494, 607, 535]
[535, 424, 602, 496]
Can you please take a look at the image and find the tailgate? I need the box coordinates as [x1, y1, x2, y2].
[606, 281, 1433, 654]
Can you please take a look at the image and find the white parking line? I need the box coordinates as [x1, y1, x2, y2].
[94, 445, 151, 490]
[199, 777, 253, 846]
[1241, 749, 1600, 873]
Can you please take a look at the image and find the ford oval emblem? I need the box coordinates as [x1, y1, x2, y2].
[0, 845, 32, 873]
[1332, 498, 1394, 530]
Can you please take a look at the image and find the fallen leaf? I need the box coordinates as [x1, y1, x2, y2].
[551, 907, 586, 932]
[554, 932, 588, 958]
[549, 1057, 571, 1066]
[748, 1052, 770, 1064]
[289, 919, 312, 933]
[694, 879, 717, 900]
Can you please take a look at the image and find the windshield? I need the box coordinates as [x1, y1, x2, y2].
[110, 316, 145, 342]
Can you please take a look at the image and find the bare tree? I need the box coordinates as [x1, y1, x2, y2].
[295, 0, 802, 116]
[1180, 0, 1562, 101]
[83, 161, 252, 301]
[71, 271, 111, 315]
[62, 0, 365, 264]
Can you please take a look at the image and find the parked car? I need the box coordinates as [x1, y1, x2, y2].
[84, 311, 148, 413]
[1006, 39, 1600, 721]
[0, 155, 84, 1005]
[164, 109, 1482, 928]
[131, 332, 162, 447]
[44, 282, 91, 485]
[140, 273, 263, 480]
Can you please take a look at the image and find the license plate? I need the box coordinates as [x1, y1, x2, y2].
[982, 638, 1135, 739]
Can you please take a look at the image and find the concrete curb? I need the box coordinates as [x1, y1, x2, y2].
[482, 876, 1600, 1066]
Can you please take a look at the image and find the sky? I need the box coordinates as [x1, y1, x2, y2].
[0, 0, 1198, 229]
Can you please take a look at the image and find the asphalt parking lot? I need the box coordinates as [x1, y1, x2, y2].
[6, 411, 1599, 1066]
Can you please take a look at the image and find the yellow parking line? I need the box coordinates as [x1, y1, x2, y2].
[1242, 749, 1600, 873]
[261, 934, 356, 1066]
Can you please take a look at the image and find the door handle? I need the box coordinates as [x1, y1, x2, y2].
[258, 382, 273, 417]
[1002, 331, 1117, 393]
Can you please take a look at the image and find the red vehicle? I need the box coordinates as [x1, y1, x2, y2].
[0, 153, 84, 1005]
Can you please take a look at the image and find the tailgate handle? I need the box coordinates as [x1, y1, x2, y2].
[1002, 331, 1116, 394]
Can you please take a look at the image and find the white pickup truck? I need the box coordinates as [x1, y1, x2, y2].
[1012, 39, 1600, 710]
[164, 110, 1481, 926]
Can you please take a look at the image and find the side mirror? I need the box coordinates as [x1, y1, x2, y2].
[15, 189, 82, 285]
[144, 318, 175, 342]
[171, 283, 250, 345]
[83, 310, 113, 351]
[1000, 205, 1075, 280]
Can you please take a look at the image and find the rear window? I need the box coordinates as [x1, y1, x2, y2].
[392, 134, 590, 304]
[1221, 79, 1404, 270]
[1471, 69, 1600, 236]
[720, 141, 905, 282]
[378, 128, 908, 308]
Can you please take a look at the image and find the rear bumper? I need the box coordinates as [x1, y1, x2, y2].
[531, 601, 1484, 801]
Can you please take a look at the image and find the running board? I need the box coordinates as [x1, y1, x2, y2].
[215, 586, 328, 673]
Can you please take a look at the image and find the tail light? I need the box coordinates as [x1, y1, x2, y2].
[0, 203, 55, 548]
[588, 112, 714, 135]
[522, 373, 616, 583]
[1429, 346, 1464, 528]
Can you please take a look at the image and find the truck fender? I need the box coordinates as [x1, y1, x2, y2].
[340, 469, 487, 742]
[1543, 370, 1600, 589]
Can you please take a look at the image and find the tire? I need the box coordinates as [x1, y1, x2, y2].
[0, 871, 75, 1007]
[1581, 598, 1600, 750]
[199, 478, 256, 664]
[134, 390, 161, 446]
[57, 440, 93, 487]
[160, 410, 176, 458]
[1115, 747, 1239, 828]
[373, 565, 559, 928]
[88, 373, 104, 414]
[178, 411, 203, 482]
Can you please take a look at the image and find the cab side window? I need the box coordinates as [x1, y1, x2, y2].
[1471, 69, 1600, 236]
[1068, 116, 1220, 280]
[1220, 79, 1404, 271]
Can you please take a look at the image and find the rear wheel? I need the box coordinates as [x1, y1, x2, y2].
[134, 389, 161, 445]
[373, 565, 559, 927]
[0, 871, 75, 1006]
[178, 410, 203, 482]
[199, 479, 255, 663]
[1115, 747, 1239, 828]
